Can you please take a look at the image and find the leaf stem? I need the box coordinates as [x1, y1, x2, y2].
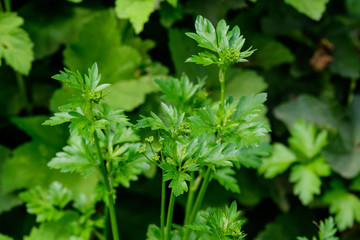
[160, 171, 166, 240]
[165, 190, 176, 240]
[15, 71, 31, 113]
[183, 167, 212, 240]
[3, 0, 10, 11]
[347, 77, 357, 105]
[219, 68, 226, 112]
[184, 172, 195, 225]
[94, 132, 120, 240]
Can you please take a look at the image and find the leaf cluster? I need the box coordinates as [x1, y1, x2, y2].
[187, 201, 246, 240]
[186, 16, 255, 70]
[259, 120, 331, 205]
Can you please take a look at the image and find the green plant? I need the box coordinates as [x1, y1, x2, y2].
[259, 120, 331, 205]
[297, 217, 339, 240]
[137, 15, 269, 240]
[42, 63, 148, 240]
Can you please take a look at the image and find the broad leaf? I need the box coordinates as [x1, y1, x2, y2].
[0, 12, 34, 75]
[284, 0, 330, 21]
[115, 0, 157, 34]
[64, 9, 142, 83]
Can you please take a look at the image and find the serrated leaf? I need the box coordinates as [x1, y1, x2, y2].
[155, 74, 204, 104]
[284, 0, 329, 21]
[188, 201, 245, 239]
[288, 120, 328, 160]
[290, 160, 329, 205]
[115, 0, 157, 34]
[48, 136, 97, 177]
[24, 212, 79, 240]
[0, 12, 34, 75]
[164, 171, 191, 197]
[19, 181, 72, 222]
[259, 143, 297, 178]
[323, 190, 360, 230]
[213, 168, 240, 193]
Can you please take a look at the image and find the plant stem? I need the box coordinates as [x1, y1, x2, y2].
[183, 167, 212, 240]
[103, 204, 109, 239]
[160, 171, 166, 240]
[219, 68, 226, 112]
[94, 133, 120, 240]
[184, 172, 195, 225]
[165, 190, 176, 240]
[3, 0, 10, 11]
[15, 71, 31, 113]
[347, 77, 357, 105]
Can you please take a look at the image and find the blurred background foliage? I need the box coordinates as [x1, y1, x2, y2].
[1, 0, 360, 239]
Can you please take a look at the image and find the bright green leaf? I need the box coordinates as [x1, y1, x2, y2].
[284, 0, 330, 21]
[323, 190, 360, 230]
[0, 234, 13, 240]
[24, 212, 79, 240]
[115, 0, 157, 34]
[0, 12, 34, 75]
[288, 120, 328, 160]
[19, 181, 72, 222]
[259, 143, 297, 178]
[290, 159, 330, 205]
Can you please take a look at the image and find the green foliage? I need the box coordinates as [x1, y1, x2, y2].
[260, 120, 331, 205]
[0, 12, 33, 75]
[297, 217, 339, 240]
[20, 181, 72, 222]
[187, 201, 246, 239]
[0, 234, 13, 240]
[323, 188, 360, 231]
[115, 0, 156, 34]
[2, 0, 360, 239]
[284, 0, 330, 21]
[186, 16, 254, 70]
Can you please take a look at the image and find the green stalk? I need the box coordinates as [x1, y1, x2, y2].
[183, 172, 196, 225]
[15, 71, 31, 113]
[183, 167, 212, 240]
[103, 204, 109, 238]
[3, 0, 10, 11]
[165, 190, 176, 240]
[0, 1, 4, 11]
[94, 133, 120, 240]
[160, 171, 166, 240]
[219, 68, 226, 112]
[347, 77, 357, 106]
